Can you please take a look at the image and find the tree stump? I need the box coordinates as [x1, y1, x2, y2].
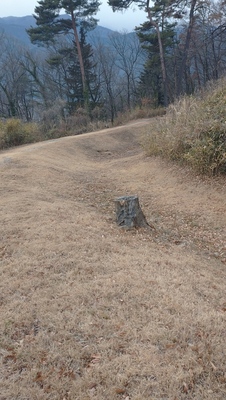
[114, 195, 149, 229]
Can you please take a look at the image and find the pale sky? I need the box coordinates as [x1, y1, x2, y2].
[0, 0, 147, 31]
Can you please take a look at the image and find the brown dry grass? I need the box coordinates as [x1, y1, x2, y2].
[0, 119, 226, 400]
[143, 78, 226, 175]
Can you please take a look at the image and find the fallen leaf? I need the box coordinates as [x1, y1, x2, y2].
[88, 383, 97, 389]
[115, 388, 126, 394]
[88, 354, 101, 367]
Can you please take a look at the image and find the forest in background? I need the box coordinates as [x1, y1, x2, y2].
[0, 0, 226, 128]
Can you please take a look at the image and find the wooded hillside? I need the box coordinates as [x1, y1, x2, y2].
[0, 0, 226, 124]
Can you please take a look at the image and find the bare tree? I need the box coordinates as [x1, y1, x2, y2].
[0, 35, 36, 120]
[109, 31, 143, 110]
[92, 38, 124, 123]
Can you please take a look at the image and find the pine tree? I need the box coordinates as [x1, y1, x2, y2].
[27, 0, 100, 106]
[64, 28, 99, 112]
[108, 0, 183, 106]
[46, 28, 99, 113]
[136, 12, 176, 106]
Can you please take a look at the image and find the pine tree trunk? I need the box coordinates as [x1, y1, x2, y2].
[176, 0, 197, 97]
[70, 11, 86, 95]
[147, 6, 168, 107]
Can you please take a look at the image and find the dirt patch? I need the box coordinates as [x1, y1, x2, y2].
[0, 119, 226, 399]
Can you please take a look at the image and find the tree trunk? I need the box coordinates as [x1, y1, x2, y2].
[114, 195, 149, 229]
[176, 0, 197, 97]
[70, 11, 86, 95]
[147, 5, 168, 107]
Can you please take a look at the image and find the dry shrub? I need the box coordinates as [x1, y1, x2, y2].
[91, 105, 106, 121]
[132, 106, 166, 119]
[47, 107, 112, 138]
[40, 99, 66, 138]
[0, 119, 41, 149]
[135, 98, 166, 119]
[114, 106, 165, 126]
[65, 108, 91, 135]
[41, 106, 100, 138]
[61, 108, 105, 136]
[144, 78, 226, 175]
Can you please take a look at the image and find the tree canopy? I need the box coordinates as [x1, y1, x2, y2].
[27, 0, 100, 102]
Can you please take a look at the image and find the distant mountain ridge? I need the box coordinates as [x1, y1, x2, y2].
[0, 15, 118, 48]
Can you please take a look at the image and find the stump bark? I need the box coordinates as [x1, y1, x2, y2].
[114, 195, 149, 229]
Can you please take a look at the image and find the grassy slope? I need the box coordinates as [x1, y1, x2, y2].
[144, 78, 226, 175]
[0, 119, 226, 399]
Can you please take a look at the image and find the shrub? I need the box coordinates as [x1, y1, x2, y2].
[40, 99, 66, 136]
[114, 106, 166, 126]
[0, 119, 41, 149]
[144, 78, 226, 175]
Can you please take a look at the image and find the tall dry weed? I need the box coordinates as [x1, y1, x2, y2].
[144, 78, 226, 175]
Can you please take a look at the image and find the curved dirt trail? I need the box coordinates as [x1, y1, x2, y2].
[0, 119, 226, 399]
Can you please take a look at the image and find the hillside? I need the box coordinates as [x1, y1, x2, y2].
[0, 15, 125, 47]
[0, 119, 226, 399]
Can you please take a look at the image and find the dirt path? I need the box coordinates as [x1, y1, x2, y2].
[0, 119, 226, 399]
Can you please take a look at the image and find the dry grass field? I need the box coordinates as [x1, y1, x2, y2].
[0, 119, 226, 399]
